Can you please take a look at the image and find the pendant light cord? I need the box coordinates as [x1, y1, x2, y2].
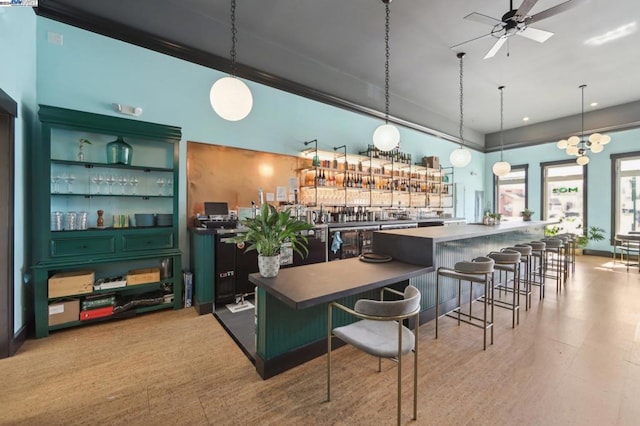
[499, 85, 505, 161]
[458, 52, 465, 149]
[230, 0, 238, 77]
[384, 1, 390, 124]
[580, 84, 585, 143]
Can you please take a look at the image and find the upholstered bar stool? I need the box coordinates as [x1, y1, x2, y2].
[436, 257, 495, 350]
[541, 238, 565, 292]
[614, 234, 640, 271]
[526, 241, 546, 299]
[507, 245, 533, 310]
[486, 250, 521, 328]
[555, 234, 570, 281]
[557, 233, 576, 275]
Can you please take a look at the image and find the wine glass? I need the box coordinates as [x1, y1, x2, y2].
[156, 178, 165, 196]
[131, 176, 139, 195]
[66, 174, 76, 193]
[91, 174, 101, 194]
[166, 177, 173, 196]
[105, 174, 116, 194]
[51, 173, 60, 194]
[118, 175, 127, 195]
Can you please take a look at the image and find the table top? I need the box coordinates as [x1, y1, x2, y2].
[249, 257, 432, 310]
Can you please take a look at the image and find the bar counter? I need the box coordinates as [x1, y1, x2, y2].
[249, 220, 548, 379]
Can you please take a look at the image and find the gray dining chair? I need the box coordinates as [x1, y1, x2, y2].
[327, 285, 421, 426]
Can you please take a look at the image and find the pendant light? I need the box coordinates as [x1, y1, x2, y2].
[450, 52, 472, 168]
[492, 85, 511, 177]
[556, 84, 612, 165]
[372, 0, 400, 151]
[210, 0, 253, 121]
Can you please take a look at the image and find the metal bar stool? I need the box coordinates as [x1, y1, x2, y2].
[555, 234, 571, 281]
[541, 238, 565, 293]
[486, 250, 521, 328]
[525, 241, 546, 300]
[508, 245, 533, 310]
[556, 233, 576, 275]
[614, 234, 640, 271]
[436, 257, 495, 350]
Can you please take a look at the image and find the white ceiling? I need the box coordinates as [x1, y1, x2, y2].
[39, 0, 640, 148]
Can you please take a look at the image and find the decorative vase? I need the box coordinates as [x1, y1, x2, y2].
[258, 254, 280, 278]
[523, 216, 531, 222]
[106, 136, 133, 165]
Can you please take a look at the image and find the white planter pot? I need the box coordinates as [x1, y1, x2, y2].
[258, 254, 280, 277]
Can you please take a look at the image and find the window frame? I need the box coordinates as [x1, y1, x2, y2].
[610, 150, 640, 244]
[493, 164, 529, 218]
[540, 159, 588, 231]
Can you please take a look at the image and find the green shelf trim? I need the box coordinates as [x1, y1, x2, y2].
[50, 159, 174, 172]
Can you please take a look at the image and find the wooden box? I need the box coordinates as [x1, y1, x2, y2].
[127, 267, 160, 285]
[48, 271, 95, 298]
[423, 156, 440, 169]
[48, 299, 80, 326]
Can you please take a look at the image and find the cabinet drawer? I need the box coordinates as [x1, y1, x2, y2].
[51, 236, 116, 257]
[122, 232, 174, 252]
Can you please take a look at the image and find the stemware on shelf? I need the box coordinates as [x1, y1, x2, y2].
[157, 177, 166, 196]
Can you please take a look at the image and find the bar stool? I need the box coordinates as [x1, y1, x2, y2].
[541, 238, 565, 293]
[614, 234, 640, 271]
[555, 234, 571, 281]
[557, 233, 576, 275]
[486, 250, 521, 328]
[507, 245, 533, 310]
[436, 257, 495, 350]
[525, 241, 546, 300]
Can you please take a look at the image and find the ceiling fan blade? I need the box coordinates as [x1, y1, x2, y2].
[464, 12, 502, 27]
[484, 36, 508, 59]
[527, 0, 587, 24]
[517, 26, 554, 42]
[515, 0, 540, 19]
[450, 32, 492, 49]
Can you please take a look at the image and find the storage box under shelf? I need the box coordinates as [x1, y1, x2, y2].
[127, 267, 160, 285]
[48, 270, 95, 298]
[48, 299, 80, 326]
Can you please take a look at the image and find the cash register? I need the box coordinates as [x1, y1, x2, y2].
[195, 202, 237, 230]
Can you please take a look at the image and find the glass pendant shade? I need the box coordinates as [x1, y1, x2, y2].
[450, 147, 472, 167]
[576, 155, 590, 165]
[600, 134, 612, 144]
[373, 123, 400, 151]
[492, 161, 511, 177]
[566, 145, 579, 155]
[590, 143, 604, 153]
[567, 136, 580, 145]
[557, 139, 568, 149]
[210, 76, 253, 121]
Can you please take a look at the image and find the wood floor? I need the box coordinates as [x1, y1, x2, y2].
[1, 255, 640, 425]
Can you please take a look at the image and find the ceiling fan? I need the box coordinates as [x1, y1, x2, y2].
[452, 0, 586, 59]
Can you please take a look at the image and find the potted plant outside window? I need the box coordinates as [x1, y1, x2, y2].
[227, 203, 313, 277]
[520, 209, 534, 221]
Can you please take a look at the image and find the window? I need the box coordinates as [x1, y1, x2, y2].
[494, 165, 528, 221]
[612, 152, 640, 235]
[541, 161, 587, 234]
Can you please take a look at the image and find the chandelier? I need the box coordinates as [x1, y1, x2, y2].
[492, 85, 511, 177]
[556, 84, 611, 165]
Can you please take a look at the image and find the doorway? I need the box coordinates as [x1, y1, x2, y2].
[0, 89, 16, 359]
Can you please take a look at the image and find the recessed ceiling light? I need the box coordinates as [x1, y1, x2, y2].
[522, 116, 530, 122]
[584, 22, 637, 46]
[590, 102, 598, 107]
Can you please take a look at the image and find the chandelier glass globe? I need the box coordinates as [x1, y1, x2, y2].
[576, 155, 590, 165]
[492, 161, 511, 177]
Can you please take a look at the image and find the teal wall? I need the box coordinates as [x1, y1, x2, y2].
[0, 7, 36, 334]
[485, 127, 640, 251]
[34, 17, 485, 262]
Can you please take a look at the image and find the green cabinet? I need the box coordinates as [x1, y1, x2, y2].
[31, 105, 183, 338]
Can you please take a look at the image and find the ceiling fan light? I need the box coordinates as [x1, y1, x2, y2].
[450, 147, 472, 168]
[600, 134, 612, 144]
[210, 76, 253, 121]
[492, 161, 511, 177]
[590, 143, 604, 153]
[567, 136, 580, 145]
[557, 139, 568, 149]
[373, 123, 400, 151]
[576, 155, 590, 166]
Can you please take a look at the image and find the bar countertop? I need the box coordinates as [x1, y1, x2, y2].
[249, 258, 432, 310]
[376, 220, 551, 243]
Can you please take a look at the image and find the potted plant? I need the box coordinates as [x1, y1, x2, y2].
[575, 226, 606, 254]
[520, 208, 534, 221]
[228, 203, 313, 277]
